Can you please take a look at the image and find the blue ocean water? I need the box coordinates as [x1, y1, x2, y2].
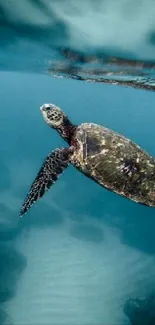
[0, 72, 155, 325]
[1, 1, 155, 325]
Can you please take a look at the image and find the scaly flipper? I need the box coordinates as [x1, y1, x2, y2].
[19, 148, 71, 217]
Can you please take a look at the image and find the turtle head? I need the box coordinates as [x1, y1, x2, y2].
[40, 103, 76, 144]
[40, 103, 65, 129]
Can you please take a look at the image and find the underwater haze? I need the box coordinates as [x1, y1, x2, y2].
[1, 1, 155, 325]
[0, 72, 155, 325]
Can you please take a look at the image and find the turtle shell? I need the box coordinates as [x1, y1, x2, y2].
[70, 123, 155, 207]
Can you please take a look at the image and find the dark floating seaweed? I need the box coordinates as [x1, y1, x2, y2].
[48, 48, 155, 92]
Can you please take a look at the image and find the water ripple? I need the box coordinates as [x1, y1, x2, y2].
[1, 0, 155, 91]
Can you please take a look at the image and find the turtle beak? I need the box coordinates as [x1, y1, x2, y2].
[40, 104, 49, 112]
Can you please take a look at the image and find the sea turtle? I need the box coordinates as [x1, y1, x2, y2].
[19, 103, 155, 217]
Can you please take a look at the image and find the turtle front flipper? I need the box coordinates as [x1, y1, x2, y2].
[19, 148, 71, 217]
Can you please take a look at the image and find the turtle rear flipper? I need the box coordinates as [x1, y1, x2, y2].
[19, 148, 71, 217]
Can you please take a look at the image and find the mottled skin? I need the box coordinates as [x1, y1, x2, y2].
[19, 103, 155, 217]
[71, 123, 155, 207]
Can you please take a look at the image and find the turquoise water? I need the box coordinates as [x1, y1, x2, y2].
[1, 1, 155, 324]
[0, 72, 155, 324]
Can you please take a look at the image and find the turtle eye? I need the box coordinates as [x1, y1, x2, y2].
[45, 106, 51, 111]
